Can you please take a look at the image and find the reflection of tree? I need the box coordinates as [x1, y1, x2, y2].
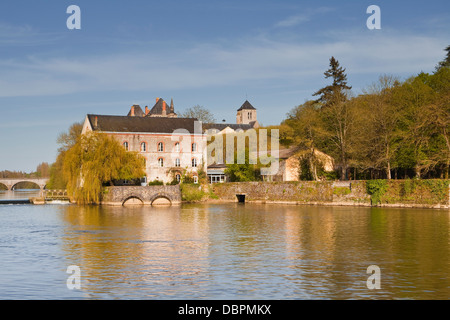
[59, 205, 210, 298]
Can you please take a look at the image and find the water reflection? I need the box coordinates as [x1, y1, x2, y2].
[0, 190, 41, 200]
[60, 205, 212, 299]
[55, 204, 450, 299]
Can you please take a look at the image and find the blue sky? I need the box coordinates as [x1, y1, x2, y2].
[0, 0, 449, 172]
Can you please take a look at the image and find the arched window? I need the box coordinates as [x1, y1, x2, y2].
[175, 158, 180, 167]
[158, 142, 164, 152]
[141, 142, 146, 152]
[174, 142, 180, 152]
[158, 158, 164, 167]
[193, 175, 198, 184]
[192, 158, 197, 168]
[192, 142, 197, 152]
[123, 141, 129, 151]
[175, 174, 181, 183]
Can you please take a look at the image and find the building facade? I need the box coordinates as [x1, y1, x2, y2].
[81, 98, 264, 184]
[82, 98, 206, 184]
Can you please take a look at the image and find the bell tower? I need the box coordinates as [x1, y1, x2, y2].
[236, 100, 257, 125]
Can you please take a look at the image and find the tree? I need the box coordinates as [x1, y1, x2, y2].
[359, 75, 402, 179]
[284, 101, 325, 180]
[63, 132, 145, 204]
[436, 45, 450, 71]
[225, 150, 261, 182]
[56, 121, 83, 152]
[319, 94, 359, 180]
[313, 56, 352, 105]
[36, 162, 50, 178]
[180, 105, 216, 124]
[392, 74, 436, 178]
[47, 121, 83, 189]
[46, 152, 67, 189]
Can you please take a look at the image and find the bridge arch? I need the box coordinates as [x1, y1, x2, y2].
[103, 186, 181, 206]
[150, 194, 172, 206]
[122, 196, 144, 206]
[11, 181, 42, 190]
[0, 182, 7, 190]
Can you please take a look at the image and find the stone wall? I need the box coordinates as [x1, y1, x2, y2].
[211, 180, 450, 208]
[212, 181, 335, 203]
[101, 185, 182, 205]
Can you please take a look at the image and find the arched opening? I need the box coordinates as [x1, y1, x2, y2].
[151, 196, 171, 206]
[12, 181, 40, 190]
[123, 197, 144, 206]
[0, 183, 7, 191]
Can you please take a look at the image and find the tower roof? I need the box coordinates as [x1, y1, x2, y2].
[237, 100, 256, 111]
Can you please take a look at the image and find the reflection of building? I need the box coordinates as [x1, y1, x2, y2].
[81, 98, 206, 184]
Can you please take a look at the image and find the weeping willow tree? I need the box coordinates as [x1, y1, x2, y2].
[63, 132, 145, 204]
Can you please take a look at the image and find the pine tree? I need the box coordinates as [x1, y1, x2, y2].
[313, 56, 352, 105]
[436, 45, 450, 71]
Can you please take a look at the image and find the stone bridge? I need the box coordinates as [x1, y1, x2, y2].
[101, 185, 182, 206]
[0, 178, 48, 191]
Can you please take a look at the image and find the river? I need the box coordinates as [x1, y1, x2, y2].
[0, 193, 449, 300]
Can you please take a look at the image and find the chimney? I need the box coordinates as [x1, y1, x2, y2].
[131, 105, 135, 117]
[170, 98, 174, 113]
[162, 101, 167, 116]
[156, 97, 159, 103]
[94, 116, 98, 127]
[145, 106, 149, 115]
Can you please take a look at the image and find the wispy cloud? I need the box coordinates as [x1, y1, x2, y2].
[0, 22, 63, 46]
[274, 7, 335, 28]
[0, 29, 445, 98]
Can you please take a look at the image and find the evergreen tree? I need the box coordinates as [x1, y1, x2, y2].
[313, 56, 352, 105]
[436, 45, 450, 71]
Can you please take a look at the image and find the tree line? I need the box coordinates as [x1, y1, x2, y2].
[0, 163, 50, 179]
[278, 47, 450, 181]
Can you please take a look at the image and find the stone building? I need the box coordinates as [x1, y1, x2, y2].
[261, 146, 335, 182]
[81, 98, 206, 184]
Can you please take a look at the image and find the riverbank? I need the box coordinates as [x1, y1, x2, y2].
[11, 179, 449, 209]
[203, 180, 450, 209]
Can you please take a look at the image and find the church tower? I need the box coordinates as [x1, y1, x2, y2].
[236, 100, 257, 125]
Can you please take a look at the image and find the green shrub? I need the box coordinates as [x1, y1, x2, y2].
[148, 180, 164, 186]
[180, 184, 205, 202]
[366, 180, 388, 205]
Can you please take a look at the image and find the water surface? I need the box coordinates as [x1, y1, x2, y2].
[0, 202, 449, 299]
